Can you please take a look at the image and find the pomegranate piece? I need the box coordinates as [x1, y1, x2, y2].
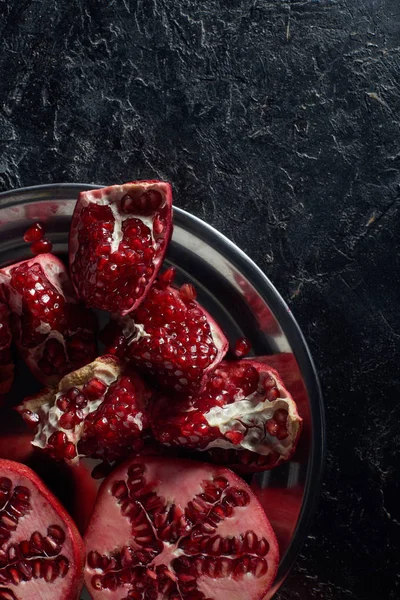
[0, 304, 14, 395]
[0, 253, 97, 387]
[151, 359, 302, 472]
[84, 456, 279, 600]
[16, 355, 151, 465]
[69, 180, 173, 315]
[103, 280, 229, 394]
[0, 459, 84, 599]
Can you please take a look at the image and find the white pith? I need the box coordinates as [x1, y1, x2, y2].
[31, 358, 120, 465]
[202, 373, 298, 458]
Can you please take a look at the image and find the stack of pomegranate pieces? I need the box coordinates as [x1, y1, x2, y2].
[0, 180, 303, 600]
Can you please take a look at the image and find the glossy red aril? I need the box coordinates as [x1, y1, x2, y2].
[0, 254, 97, 387]
[69, 181, 173, 315]
[31, 238, 53, 255]
[23, 223, 45, 243]
[151, 359, 302, 472]
[233, 337, 252, 358]
[0, 304, 14, 395]
[17, 356, 151, 465]
[84, 457, 279, 600]
[103, 278, 229, 394]
[0, 459, 84, 599]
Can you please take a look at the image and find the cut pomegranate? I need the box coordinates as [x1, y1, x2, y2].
[151, 360, 302, 472]
[0, 459, 84, 599]
[84, 456, 279, 600]
[102, 279, 229, 394]
[0, 304, 14, 395]
[0, 253, 97, 387]
[69, 181, 173, 315]
[16, 356, 151, 465]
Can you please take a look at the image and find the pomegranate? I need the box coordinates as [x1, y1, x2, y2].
[0, 304, 14, 395]
[102, 276, 229, 394]
[151, 360, 302, 473]
[69, 181, 173, 315]
[0, 459, 84, 599]
[0, 254, 97, 387]
[16, 356, 151, 465]
[84, 456, 279, 600]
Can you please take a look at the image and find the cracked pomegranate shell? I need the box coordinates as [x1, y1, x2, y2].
[0, 254, 97, 387]
[0, 459, 84, 600]
[84, 456, 279, 600]
[151, 359, 302, 473]
[16, 355, 151, 466]
[69, 181, 173, 316]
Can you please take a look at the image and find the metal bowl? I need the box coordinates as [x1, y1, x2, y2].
[0, 184, 325, 598]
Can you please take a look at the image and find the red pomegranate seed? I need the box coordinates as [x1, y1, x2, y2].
[30, 238, 53, 255]
[24, 222, 45, 243]
[233, 337, 252, 358]
[179, 284, 197, 302]
[159, 267, 176, 288]
[224, 431, 245, 445]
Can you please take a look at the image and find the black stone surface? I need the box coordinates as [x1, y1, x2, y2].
[1, 1, 399, 598]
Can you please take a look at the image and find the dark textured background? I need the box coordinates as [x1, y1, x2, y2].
[1, 1, 400, 598]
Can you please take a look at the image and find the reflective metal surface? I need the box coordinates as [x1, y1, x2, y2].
[0, 184, 325, 598]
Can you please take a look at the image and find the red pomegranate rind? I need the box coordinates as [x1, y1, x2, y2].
[0, 303, 14, 394]
[0, 254, 97, 387]
[103, 283, 229, 394]
[16, 356, 151, 466]
[69, 181, 173, 315]
[152, 359, 302, 473]
[84, 456, 279, 600]
[0, 459, 84, 600]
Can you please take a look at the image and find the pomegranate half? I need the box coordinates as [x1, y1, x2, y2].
[0, 459, 84, 599]
[84, 456, 279, 600]
[69, 181, 173, 315]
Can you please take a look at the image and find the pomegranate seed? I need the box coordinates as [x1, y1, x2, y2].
[159, 267, 176, 288]
[233, 337, 252, 357]
[30, 238, 53, 254]
[266, 420, 278, 436]
[225, 431, 245, 445]
[24, 222, 44, 243]
[179, 283, 197, 302]
[82, 378, 107, 400]
[274, 409, 287, 423]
